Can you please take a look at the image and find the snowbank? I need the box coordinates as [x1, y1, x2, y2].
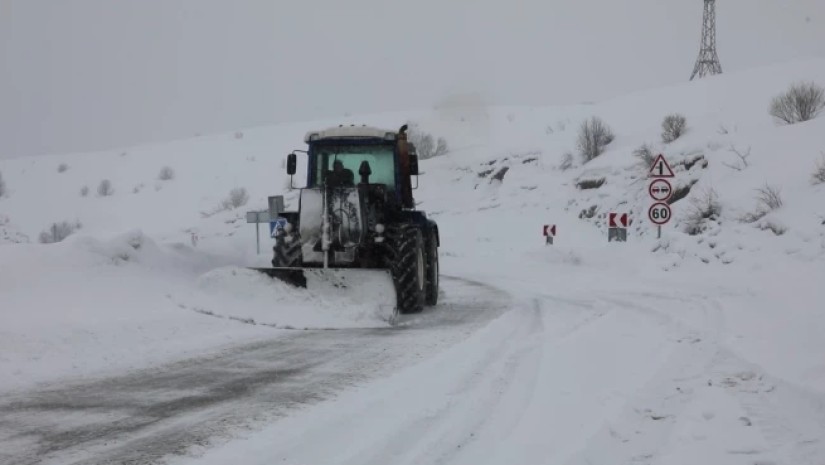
[0, 230, 393, 392]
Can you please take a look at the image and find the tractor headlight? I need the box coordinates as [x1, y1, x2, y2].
[375, 223, 385, 234]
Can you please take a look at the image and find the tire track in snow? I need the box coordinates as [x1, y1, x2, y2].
[0, 276, 508, 465]
[568, 292, 825, 465]
[237, 294, 612, 465]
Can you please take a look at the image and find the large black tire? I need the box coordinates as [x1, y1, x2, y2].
[384, 224, 426, 314]
[271, 231, 302, 268]
[424, 229, 439, 306]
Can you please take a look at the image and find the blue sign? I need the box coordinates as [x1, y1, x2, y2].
[269, 217, 288, 237]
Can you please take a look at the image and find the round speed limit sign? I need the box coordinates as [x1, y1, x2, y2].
[648, 202, 672, 225]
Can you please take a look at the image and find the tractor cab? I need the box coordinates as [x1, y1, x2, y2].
[287, 125, 419, 209]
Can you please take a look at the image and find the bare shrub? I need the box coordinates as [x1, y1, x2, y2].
[633, 143, 657, 168]
[577, 116, 614, 162]
[559, 152, 574, 171]
[407, 123, 449, 160]
[97, 179, 114, 196]
[755, 183, 783, 211]
[39, 220, 82, 244]
[158, 166, 175, 181]
[722, 145, 751, 171]
[742, 183, 784, 223]
[661, 114, 687, 143]
[57, 163, 69, 173]
[684, 188, 721, 235]
[0, 171, 5, 197]
[80, 185, 89, 197]
[222, 187, 249, 209]
[769, 81, 825, 124]
[812, 154, 825, 185]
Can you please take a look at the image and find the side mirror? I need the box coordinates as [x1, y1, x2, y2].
[286, 153, 297, 175]
[409, 154, 419, 176]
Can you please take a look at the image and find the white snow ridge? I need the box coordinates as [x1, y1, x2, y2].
[1, 58, 825, 465]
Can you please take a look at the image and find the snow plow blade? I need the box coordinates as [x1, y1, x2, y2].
[250, 267, 400, 324]
[250, 268, 308, 288]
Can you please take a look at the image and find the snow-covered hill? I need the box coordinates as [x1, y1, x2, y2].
[2, 59, 825, 464]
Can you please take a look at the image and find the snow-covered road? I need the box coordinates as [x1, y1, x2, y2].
[161, 266, 825, 465]
[0, 276, 507, 465]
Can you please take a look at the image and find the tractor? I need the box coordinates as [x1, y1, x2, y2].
[254, 124, 440, 317]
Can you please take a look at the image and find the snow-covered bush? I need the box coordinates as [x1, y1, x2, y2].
[741, 183, 784, 224]
[577, 116, 614, 162]
[661, 114, 687, 143]
[80, 185, 89, 197]
[57, 163, 69, 173]
[406, 123, 448, 160]
[575, 178, 606, 190]
[158, 166, 175, 181]
[39, 220, 82, 244]
[222, 187, 249, 209]
[684, 188, 721, 236]
[0, 171, 5, 197]
[812, 154, 825, 185]
[633, 143, 656, 168]
[755, 183, 783, 211]
[559, 152, 574, 171]
[769, 81, 825, 125]
[97, 179, 114, 197]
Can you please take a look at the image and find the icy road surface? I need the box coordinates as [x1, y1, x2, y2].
[0, 277, 506, 465]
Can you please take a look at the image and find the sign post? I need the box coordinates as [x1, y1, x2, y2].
[608, 213, 629, 242]
[246, 210, 279, 254]
[543, 224, 557, 245]
[648, 155, 675, 238]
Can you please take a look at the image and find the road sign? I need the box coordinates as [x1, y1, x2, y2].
[649, 154, 675, 178]
[648, 202, 672, 225]
[648, 179, 673, 202]
[543, 225, 556, 237]
[608, 213, 629, 228]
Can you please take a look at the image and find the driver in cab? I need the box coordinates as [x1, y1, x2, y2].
[326, 159, 354, 187]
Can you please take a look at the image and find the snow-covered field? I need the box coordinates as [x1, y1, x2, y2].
[1, 58, 825, 464]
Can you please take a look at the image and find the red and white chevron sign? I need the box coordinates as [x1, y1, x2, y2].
[608, 213, 629, 228]
[543, 225, 557, 237]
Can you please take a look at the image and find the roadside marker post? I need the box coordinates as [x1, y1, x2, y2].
[543, 224, 557, 245]
[648, 155, 674, 238]
[246, 210, 282, 254]
[608, 213, 629, 242]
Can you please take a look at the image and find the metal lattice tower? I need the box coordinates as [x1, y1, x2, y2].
[690, 0, 723, 80]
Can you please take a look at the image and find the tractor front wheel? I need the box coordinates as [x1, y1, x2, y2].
[271, 231, 302, 268]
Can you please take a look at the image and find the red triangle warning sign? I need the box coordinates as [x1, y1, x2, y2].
[649, 154, 675, 178]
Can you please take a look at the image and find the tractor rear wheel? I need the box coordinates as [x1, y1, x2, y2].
[271, 232, 302, 268]
[385, 224, 425, 314]
[425, 230, 439, 306]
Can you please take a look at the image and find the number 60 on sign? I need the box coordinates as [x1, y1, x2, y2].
[648, 202, 671, 225]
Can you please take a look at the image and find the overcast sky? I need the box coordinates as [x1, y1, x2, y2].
[1, 0, 823, 158]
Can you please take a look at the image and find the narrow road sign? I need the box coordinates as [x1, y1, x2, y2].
[648, 179, 673, 202]
[649, 154, 675, 178]
[648, 202, 672, 225]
